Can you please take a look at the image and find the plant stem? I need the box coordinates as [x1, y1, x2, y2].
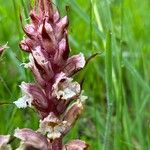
[103, 31, 113, 150]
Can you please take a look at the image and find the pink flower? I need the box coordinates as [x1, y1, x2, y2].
[62, 53, 85, 77]
[63, 140, 89, 150]
[52, 72, 81, 101]
[38, 97, 86, 140]
[39, 112, 68, 140]
[14, 0, 88, 149]
[0, 135, 11, 150]
[14, 128, 49, 150]
[14, 82, 48, 109]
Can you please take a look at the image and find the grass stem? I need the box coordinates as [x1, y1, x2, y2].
[103, 31, 113, 150]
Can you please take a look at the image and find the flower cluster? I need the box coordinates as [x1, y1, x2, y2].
[9, 0, 89, 149]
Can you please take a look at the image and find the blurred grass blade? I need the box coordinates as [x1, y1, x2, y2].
[124, 59, 150, 93]
[103, 30, 113, 150]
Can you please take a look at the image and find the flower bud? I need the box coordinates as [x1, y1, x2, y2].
[63, 100, 83, 131]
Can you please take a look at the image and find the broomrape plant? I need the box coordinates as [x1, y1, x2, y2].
[0, 0, 89, 149]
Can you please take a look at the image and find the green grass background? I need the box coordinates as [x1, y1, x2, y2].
[0, 0, 150, 149]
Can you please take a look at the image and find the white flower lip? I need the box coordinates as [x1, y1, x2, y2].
[39, 113, 68, 140]
[13, 82, 33, 108]
[13, 95, 32, 108]
[52, 72, 81, 100]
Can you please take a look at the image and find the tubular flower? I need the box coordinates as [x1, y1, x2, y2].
[14, 128, 49, 150]
[63, 140, 89, 150]
[52, 72, 81, 100]
[14, 0, 88, 149]
[39, 112, 68, 140]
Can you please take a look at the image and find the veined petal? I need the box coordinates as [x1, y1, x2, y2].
[25, 54, 46, 86]
[0, 135, 11, 150]
[53, 11, 60, 23]
[19, 38, 35, 52]
[55, 16, 68, 40]
[32, 46, 54, 79]
[14, 81, 48, 109]
[54, 36, 69, 66]
[24, 24, 36, 38]
[14, 82, 33, 108]
[63, 53, 85, 76]
[19, 39, 30, 52]
[30, 10, 40, 28]
[39, 112, 68, 140]
[52, 72, 80, 100]
[63, 140, 89, 150]
[38, 22, 56, 54]
[14, 128, 48, 150]
[56, 16, 68, 30]
[38, 0, 44, 16]
[44, 22, 56, 43]
[32, 46, 49, 64]
[43, 0, 53, 21]
[63, 100, 84, 134]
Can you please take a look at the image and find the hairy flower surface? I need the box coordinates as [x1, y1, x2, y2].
[39, 112, 68, 140]
[52, 72, 80, 100]
[63, 140, 89, 150]
[14, 128, 49, 150]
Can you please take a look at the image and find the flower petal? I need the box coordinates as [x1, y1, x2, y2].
[14, 128, 48, 150]
[19, 38, 35, 52]
[30, 10, 40, 28]
[32, 46, 54, 79]
[52, 72, 80, 100]
[53, 11, 60, 23]
[39, 112, 68, 140]
[25, 54, 46, 86]
[38, 21, 57, 54]
[63, 140, 89, 150]
[54, 35, 69, 66]
[43, 0, 53, 21]
[63, 53, 85, 76]
[63, 100, 83, 134]
[55, 16, 68, 40]
[14, 82, 48, 110]
[0, 135, 11, 150]
[24, 24, 36, 38]
[13, 95, 32, 108]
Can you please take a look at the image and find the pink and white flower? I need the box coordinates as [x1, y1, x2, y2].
[14, 128, 49, 150]
[0, 135, 11, 150]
